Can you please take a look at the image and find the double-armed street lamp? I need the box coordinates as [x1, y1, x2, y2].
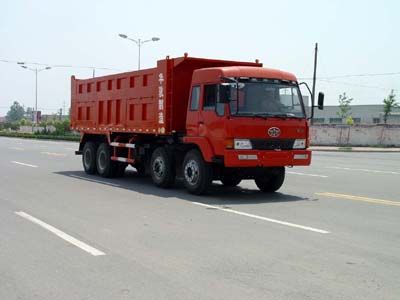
[118, 34, 160, 70]
[18, 62, 52, 124]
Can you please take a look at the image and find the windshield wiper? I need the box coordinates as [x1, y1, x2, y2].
[252, 114, 269, 120]
[266, 113, 303, 119]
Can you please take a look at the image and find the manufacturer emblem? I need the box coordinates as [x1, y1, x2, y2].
[268, 127, 281, 138]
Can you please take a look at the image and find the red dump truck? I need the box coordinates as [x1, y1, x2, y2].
[71, 54, 324, 194]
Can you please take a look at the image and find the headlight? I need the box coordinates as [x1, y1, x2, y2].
[293, 139, 306, 149]
[234, 139, 252, 150]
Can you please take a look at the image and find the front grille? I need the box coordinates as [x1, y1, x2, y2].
[250, 138, 295, 150]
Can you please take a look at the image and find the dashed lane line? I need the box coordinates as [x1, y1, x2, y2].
[41, 152, 67, 157]
[287, 171, 328, 178]
[15, 211, 105, 256]
[9, 147, 24, 151]
[11, 161, 38, 168]
[192, 202, 330, 234]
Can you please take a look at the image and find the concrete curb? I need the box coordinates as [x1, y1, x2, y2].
[310, 147, 400, 153]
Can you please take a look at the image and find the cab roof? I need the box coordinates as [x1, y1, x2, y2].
[192, 66, 297, 84]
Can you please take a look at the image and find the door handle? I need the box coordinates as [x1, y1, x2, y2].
[198, 121, 204, 125]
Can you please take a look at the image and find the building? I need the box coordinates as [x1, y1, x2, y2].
[310, 105, 400, 124]
[0, 116, 6, 123]
[40, 114, 70, 122]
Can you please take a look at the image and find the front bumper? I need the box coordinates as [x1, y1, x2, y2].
[223, 149, 312, 167]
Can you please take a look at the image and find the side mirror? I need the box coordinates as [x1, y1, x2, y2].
[317, 92, 324, 110]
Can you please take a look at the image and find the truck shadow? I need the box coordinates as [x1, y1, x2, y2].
[54, 169, 308, 205]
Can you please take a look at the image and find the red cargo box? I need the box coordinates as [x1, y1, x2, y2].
[71, 55, 261, 135]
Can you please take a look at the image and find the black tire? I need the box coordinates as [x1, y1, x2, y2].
[82, 142, 97, 174]
[221, 174, 242, 187]
[255, 167, 285, 193]
[183, 149, 212, 195]
[150, 147, 175, 188]
[96, 143, 116, 178]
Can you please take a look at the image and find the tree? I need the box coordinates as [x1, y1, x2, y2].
[383, 90, 399, 124]
[337, 93, 353, 123]
[25, 107, 34, 121]
[345, 116, 354, 126]
[6, 101, 25, 122]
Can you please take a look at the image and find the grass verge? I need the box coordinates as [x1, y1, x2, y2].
[0, 131, 80, 142]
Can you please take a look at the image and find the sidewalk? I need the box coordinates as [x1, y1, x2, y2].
[310, 146, 400, 153]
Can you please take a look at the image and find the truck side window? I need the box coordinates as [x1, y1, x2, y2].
[203, 84, 217, 110]
[190, 86, 200, 110]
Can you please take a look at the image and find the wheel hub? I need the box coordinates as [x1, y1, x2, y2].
[152, 157, 165, 179]
[184, 160, 199, 185]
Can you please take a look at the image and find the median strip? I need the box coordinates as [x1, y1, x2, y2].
[15, 211, 105, 256]
[316, 192, 400, 207]
[192, 202, 330, 234]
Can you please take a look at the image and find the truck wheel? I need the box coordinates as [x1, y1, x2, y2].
[150, 147, 175, 188]
[96, 143, 116, 178]
[221, 175, 242, 187]
[183, 149, 212, 195]
[82, 142, 97, 174]
[255, 167, 285, 193]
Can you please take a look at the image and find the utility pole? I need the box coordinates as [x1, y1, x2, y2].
[311, 43, 318, 125]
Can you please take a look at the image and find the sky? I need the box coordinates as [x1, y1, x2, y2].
[1, 0, 399, 116]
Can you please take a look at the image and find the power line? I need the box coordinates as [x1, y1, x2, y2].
[299, 71, 400, 80]
[318, 79, 398, 91]
[0, 58, 123, 72]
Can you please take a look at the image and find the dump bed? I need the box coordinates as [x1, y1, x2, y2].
[71, 55, 262, 135]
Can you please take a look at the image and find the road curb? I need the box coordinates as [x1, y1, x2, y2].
[310, 148, 400, 153]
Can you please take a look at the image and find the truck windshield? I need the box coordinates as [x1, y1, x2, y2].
[221, 80, 305, 118]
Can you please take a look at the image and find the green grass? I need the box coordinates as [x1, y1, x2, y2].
[0, 131, 80, 142]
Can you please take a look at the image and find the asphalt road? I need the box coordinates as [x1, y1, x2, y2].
[1, 137, 399, 300]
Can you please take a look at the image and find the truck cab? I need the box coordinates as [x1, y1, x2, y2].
[185, 66, 311, 164]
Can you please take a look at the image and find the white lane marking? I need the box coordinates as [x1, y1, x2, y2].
[327, 166, 400, 175]
[15, 211, 105, 256]
[41, 151, 67, 157]
[66, 147, 77, 151]
[69, 174, 121, 187]
[287, 171, 328, 178]
[9, 147, 24, 151]
[11, 161, 38, 168]
[192, 202, 330, 234]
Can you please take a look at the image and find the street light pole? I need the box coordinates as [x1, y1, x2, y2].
[138, 38, 141, 70]
[35, 68, 38, 120]
[118, 34, 160, 70]
[19, 64, 52, 124]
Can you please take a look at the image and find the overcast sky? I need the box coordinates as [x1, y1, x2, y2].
[1, 0, 399, 116]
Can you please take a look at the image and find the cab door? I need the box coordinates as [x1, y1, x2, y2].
[186, 85, 201, 136]
[200, 84, 227, 155]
